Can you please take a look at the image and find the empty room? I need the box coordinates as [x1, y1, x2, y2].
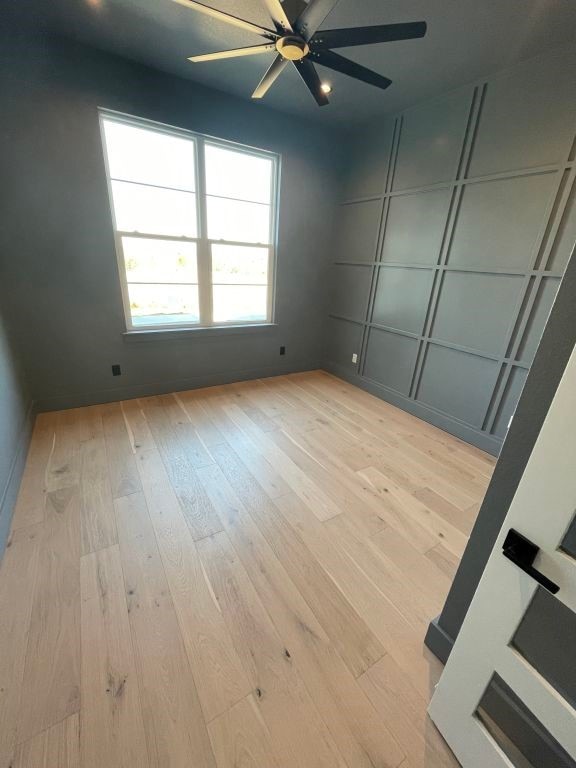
[1, 0, 576, 766]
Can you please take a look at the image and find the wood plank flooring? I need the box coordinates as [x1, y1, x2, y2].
[1, 370, 495, 768]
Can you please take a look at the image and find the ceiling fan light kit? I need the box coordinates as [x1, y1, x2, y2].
[276, 35, 310, 61]
[173, 0, 427, 106]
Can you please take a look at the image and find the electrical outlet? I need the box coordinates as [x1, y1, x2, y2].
[111, 364, 121, 376]
[351, 353, 358, 364]
[280, 346, 286, 356]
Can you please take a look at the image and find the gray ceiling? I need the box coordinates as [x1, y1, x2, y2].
[12, 0, 576, 125]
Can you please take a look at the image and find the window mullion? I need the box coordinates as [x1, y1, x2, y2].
[196, 137, 212, 325]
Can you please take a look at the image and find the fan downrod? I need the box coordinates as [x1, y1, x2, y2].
[276, 35, 310, 61]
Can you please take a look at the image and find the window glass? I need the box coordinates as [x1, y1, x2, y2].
[207, 197, 270, 243]
[111, 181, 197, 237]
[212, 244, 267, 285]
[123, 238, 198, 284]
[102, 119, 196, 191]
[205, 144, 273, 203]
[127, 284, 200, 326]
[212, 285, 268, 323]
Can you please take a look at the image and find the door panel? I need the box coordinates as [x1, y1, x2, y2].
[512, 588, 576, 709]
[477, 674, 576, 768]
[560, 513, 576, 559]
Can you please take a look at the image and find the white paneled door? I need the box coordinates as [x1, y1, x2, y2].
[429, 343, 576, 766]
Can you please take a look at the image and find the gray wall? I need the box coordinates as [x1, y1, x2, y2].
[0, 34, 343, 412]
[0, 303, 32, 555]
[324, 47, 576, 455]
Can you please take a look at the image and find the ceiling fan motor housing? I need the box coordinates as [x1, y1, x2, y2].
[276, 35, 310, 61]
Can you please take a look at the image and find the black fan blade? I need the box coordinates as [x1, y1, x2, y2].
[281, 0, 307, 22]
[292, 59, 330, 106]
[189, 43, 276, 62]
[294, 0, 340, 40]
[311, 21, 427, 49]
[252, 55, 289, 98]
[171, 0, 277, 38]
[313, 50, 392, 90]
[262, 0, 293, 32]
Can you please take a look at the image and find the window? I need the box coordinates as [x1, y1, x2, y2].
[100, 112, 278, 331]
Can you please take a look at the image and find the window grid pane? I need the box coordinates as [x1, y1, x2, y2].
[207, 196, 271, 244]
[111, 181, 198, 238]
[128, 283, 200, 326]
[211, 244, 268, 285]
[122, 237, 198, 284]
[212, 285, 268, 324]
[101, 114, 277, 329]
[102, 118, 196, 191]
[205, 143, 273, 204]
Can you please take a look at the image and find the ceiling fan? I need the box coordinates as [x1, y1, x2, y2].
[172, 0, 427, 106]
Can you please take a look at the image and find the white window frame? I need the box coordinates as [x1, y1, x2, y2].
[98, 109, 280, 332]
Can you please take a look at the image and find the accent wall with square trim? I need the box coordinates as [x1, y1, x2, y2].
[325, 47, 576, 455]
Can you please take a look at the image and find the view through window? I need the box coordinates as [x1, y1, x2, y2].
[100, 112, 278, 330]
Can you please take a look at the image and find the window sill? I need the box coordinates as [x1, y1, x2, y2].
[122, 323, 278, 343]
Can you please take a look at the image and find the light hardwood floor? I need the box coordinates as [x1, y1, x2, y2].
[1, 370, 495, 768]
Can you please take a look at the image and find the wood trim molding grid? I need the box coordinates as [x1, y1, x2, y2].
[326, 71, 576, 456]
